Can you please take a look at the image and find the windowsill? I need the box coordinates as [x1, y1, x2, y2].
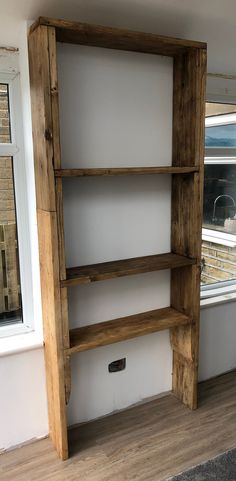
[0, 330, 44, 357]
[201, 291, 236, 308]
[202, 228, 236, 247]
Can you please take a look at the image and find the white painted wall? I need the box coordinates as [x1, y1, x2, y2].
[200, 303, 236, 381]
[1, 0, 236, 450]
[58, 45, 173, 423]
[0, 20, 47, 451]
[0, 349, 48, 452]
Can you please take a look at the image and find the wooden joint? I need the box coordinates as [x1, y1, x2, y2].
[172, 351, 198, 368]
[170, 321, 197, 363]
[64, 354, 71, 405]
[45, 128, 53, 141]
[51, 87, 58, 95]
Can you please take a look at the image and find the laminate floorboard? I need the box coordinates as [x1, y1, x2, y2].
[1, 372, 236, 481]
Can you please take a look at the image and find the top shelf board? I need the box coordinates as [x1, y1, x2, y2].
[30, 17, 207, 57]
[55, 166, 198, 177]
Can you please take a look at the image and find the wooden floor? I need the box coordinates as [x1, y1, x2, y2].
[1, 371, 236, 481]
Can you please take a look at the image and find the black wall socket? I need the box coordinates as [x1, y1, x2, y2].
[108, 358, 126, 373]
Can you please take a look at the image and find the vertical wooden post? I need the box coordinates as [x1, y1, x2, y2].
[47, 27, 71, 406]
[170, 48, 207, 409]
[28, 25, 69, 459]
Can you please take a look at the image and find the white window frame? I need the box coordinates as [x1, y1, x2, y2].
[0, 71, 34, 337]
[205, 112, 236, 158]
[201, 95, 236, 305]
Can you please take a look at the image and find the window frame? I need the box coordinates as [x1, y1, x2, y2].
[205, 112, 236, 157]
[0, 70, 34, 337]
[201, 93, 236, 304]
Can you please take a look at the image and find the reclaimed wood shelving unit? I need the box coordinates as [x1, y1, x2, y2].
[28, 17, 207, 460]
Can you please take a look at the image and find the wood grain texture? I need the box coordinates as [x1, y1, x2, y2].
[62, 253, 196, 287]
[28, 26, 69, 459]
[55, 166, 198, 177]
[171, 48, 207, 409]
[28, 19, 207, 459]
[48, 27, 61, 171]
[37, 210, 68, 460]
[28, 26, 56, 212]
[68, 307, 191, 354]
[47, 27, 71, 405]
[30, 17, 207, 56]
[1, 372, 236, 481]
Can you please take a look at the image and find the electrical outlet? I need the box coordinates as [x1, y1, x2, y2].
[108, 358, 126, 373]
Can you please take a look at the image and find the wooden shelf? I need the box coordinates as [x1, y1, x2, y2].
[61, 253, 195, 287]
[55, 166, 198, 177]
[28, 17, 206, 459]
[68, 307, 191, 354]
[30, 17, 206, 57]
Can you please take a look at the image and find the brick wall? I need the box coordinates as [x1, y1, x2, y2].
[0, 84, 16, 224]
[0, 83, 10, 143]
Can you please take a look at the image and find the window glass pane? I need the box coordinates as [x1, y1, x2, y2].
[205, 123, 236, 147]
[202, 102, 236, 287]
[202, 165, 236, 285]
[0, 84, 11, 143]
[203, 164, 236, 231]
[0, 157, 22, 326]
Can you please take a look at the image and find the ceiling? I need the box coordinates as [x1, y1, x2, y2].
[1, 0, 235, 32]
[2, 0, 236, 74]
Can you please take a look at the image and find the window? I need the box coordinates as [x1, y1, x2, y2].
[0, 67, 34, 337]
[201, 102, 236, 300]
[206, 122, 236, 147]
[0, 81, 22, 327]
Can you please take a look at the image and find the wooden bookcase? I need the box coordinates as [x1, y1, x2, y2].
[28, 17, 207, 460]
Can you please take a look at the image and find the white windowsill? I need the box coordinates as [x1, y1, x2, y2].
[0, 330, 43, 357]
[201, 291, 236, 308]
[202, 228, 236, 247]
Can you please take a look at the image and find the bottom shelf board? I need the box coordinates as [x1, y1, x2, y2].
[68, 307, 191, 354]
